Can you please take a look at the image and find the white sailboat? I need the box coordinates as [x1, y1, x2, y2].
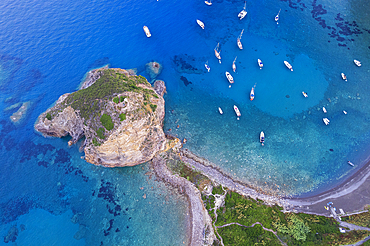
[205, 60, 210, 72]
[232, 56, 237, 73]
[237, 29, 244, 50]
[143, 26, 151, 37]
[275, 9, 281, 24]
[234, 105, 241, 120]
[238, 1, 247, 20]
[257, 59, 263, 69]
[214, 43, 221, 63]
[196, 19, 205, 29]
[205, 0, 212, 5]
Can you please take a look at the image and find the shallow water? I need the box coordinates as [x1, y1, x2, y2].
[0, 0, 370, 244]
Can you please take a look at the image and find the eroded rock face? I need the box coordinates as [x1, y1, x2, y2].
[35, 67, 166, 167]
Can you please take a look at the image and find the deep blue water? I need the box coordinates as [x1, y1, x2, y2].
[0, 0, 370, 244]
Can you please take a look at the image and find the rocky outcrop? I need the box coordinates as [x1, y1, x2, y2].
[145, 61, 163, 82]
[35, 67, 166, 167]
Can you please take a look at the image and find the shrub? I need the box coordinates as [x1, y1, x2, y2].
[113, 97, 119, 104]
[100, 113, 114, 130]
[120, 96, 125, 102]
[92, 138, 101, 146]
[150, 104, 157, 112]
[96, 127, 105, 139]
[119, 113, 126, 121]
[46, 113, 52, 120]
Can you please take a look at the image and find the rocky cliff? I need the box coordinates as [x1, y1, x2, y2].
[35, 67, 167, 167]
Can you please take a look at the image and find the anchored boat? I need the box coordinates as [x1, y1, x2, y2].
[218, 107, 223, 114]
[284, 61, 293, 71]
[214, 43, 221, 62]
[250, 87, 255, 101]
[347, 161, 354, 167]
[302, 91, 308, 97]
[143, 26, 151, 37]
[323, 118, 330, 125]
[260, 131, 265, 146]
[354, 59, 361, 67]
[341, 73, 347, 81]
[232, 56, 237, 73]
[205, 61, 210, 72]
[204, 0, 212, 5]
[237, 29, 244, 50]
[234, 105, 241, 119]
[275, 9, 281, 24]
[258, 59, 263, 69]
[238, 1, 247, 20]
[196, 19, 205, 29]
[225, 71, 234, 84]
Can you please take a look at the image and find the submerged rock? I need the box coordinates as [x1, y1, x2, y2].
[145, 61, 163, 81]
[10, 101, 31, 125]
[35, 67, 166, 167]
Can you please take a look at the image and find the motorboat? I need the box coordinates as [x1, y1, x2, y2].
[237, 29, 244, 49]
[250, 87, 255, 101]
[354, 59, 361, 67]
[214, 43, 221, 61]
[232, 56, 237, 72]
[143, 26, 151, 37]
[205, 0, 212, 5]
[347, 161, 354, 167]
[205, 61, 210, 72]
[323, 107, 327, 113]
[343, 110, 347, 114]
[275, 9, 281, 24]
[225, 72, 234, 84]
[302, 91, 308, 97]
[218, 107, 223, 114]
[341, 73, 347, 81]
[323, 118, 330, 125]
[260, 131, 265, 146]
[258, 59, 263, 69]
[196, 19, 205, 29]
[238, 2, 247, 20]
[284, 61, 293, 71]
[234, 105, 241, 118]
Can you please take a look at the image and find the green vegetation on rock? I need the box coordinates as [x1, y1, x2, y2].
[96, 127, 105, 139]
[150, 104, 157, 112]
[100, 113, 114, 131]
[113, 97, 119, 104]
[46, 113, 52, 120]
[119, 113, 126, 121]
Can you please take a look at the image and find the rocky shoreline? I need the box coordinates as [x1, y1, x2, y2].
[151, 152, 215, 246]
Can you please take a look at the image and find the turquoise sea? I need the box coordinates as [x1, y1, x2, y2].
[0, 0, 369, 244]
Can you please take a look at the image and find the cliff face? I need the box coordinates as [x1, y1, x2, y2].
[35, 67, 166, 167]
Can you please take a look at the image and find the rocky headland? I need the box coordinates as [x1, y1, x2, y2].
[35, 67, 167, 167]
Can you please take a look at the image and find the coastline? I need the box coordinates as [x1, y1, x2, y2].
[151, 152, 216, 246]
[178, 148, 370, 216]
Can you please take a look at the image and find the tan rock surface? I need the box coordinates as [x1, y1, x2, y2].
[35, 67, 166, 167]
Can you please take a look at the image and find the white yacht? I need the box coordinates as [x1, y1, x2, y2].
[284, 61, 293, 71]
[258, 59, 263, 69]
[260, 131, 265, 146]
[323, 118, 330, 125]
[275, 9, 281, 24]
[225, 72, 234, 84]
[196, 19, 205, 29]
[205, 0, 212, 5]
[354, 59, 361, 67]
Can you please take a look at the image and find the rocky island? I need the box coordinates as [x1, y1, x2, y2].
[35, 67, 167, 167]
